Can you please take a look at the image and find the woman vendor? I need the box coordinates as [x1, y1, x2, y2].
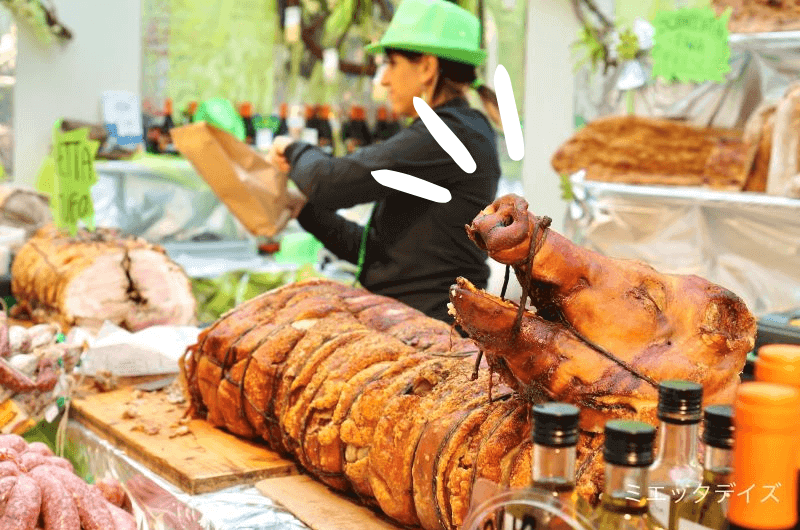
[270, 0, 503, 324]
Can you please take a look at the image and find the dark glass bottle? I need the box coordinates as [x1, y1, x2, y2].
[160, 98, 177, 154]
[276, 103, 289, 136]
[240, 101, 256, 145]
[317, 105, 333, 154]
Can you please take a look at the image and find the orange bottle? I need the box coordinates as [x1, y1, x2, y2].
[727, 382, 800, 530]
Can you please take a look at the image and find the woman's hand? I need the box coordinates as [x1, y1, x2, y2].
[269, 136, 295, 174]
[286, 187, 308, 219]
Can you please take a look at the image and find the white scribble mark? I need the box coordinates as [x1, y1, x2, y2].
[494, 65, 524, 161]
[371, 170, 452, 203]
[413, 97, 477, 173]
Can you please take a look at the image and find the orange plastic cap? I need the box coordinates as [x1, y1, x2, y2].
[318, 105, 331, 119]
[729, 382, 800, 529]
[188, 101, 198, 114]
[239, 101, 253, 118]
[164, 98, 173, 114]
[280, 103, 288, 119]
[306, 105, 317, 120]
[756, 344, 800, 387]
[377, 106, 388, 120]
[734, 382, 800, 429]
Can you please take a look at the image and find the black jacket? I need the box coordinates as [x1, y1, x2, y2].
[285, 97, 501, 323]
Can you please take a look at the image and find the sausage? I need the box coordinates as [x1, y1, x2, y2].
[47, 466, 114, 530]
[0, 434, 27, 453]
[45, 457, 73, 472]
[34, 357, 58, 392]
[0, 358, 38, 393]
[93, 478, 127, 508]
[25, 442, 54, 457]
[0, 304, 9, 359]
[107, 502, 137, 530]
[19, 452, 47, 472]
[0, 475, 17, 513]
[0, 475, 41, 530]
[29, 466, 80, 530]
[0, 461, 20, 478]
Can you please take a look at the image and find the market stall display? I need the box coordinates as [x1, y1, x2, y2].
[713, 0, 800, 33]
[180, 195, 755, 530]
[550, 115, 754, 190]
[10, 225, 197, 334]
[0, 433, 136, 529]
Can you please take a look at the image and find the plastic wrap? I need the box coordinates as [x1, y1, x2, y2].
[66, 421, 309, 530]
[575, 31, 800, 129]
[565, 171, 800, 316]
[93, 159, 251, 244]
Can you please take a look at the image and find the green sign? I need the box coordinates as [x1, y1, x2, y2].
[48, 123, 100, 236]
[651, 7, 731, 84]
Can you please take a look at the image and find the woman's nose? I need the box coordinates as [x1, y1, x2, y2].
[380, 66, 390, 86]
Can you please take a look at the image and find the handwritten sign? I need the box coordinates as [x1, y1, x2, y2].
[51, 123, 100, 236]
[651, 7, 731, 84]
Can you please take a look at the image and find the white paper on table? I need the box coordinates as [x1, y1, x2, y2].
[77, 321, 202, 377]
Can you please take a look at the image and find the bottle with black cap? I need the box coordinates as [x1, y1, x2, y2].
[648, 380, 704, 529]
[591, 420, 666, 530]
[671, 405, 734, 530]
[531, 402, 592, 518]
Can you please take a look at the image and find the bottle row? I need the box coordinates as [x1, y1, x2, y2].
[464, 343, 800, 530]
[142, 99, 404, 156]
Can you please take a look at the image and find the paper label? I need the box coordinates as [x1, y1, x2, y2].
[44, 402, 59, 424]
[678, 518, 714, 530]
[301, 127, 319, 145]
[651, 7, 731, 84]
[256, 128, 274, 150]
[51, 124, 100, 236]
[102, 90, 144, 145]
[649, 496, 670, 526]
[284, 6, 301, 43]
[323, 48, 339, 82]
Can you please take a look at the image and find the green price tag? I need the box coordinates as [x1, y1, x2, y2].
[651, 7, 731, 84]
[51, 122, 100, 236]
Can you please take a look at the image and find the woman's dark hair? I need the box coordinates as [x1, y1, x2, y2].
[385, 48, 501, 128]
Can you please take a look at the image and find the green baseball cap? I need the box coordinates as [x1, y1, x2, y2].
[194, 97, 246, 141]
[365, 0, 486, 66]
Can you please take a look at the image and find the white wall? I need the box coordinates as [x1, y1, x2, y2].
[13, 0, 142, 188]
[522, 0, 582, 234]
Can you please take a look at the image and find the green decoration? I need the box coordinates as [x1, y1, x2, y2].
[194, 98, 246, 141]
[651, 7, 731, 84]
[38, 121, 99, 236]
[1, 0, 72, 45]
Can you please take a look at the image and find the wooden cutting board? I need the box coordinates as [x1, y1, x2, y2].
[256, 475, 405, 530]
[71, 386, 297, 494]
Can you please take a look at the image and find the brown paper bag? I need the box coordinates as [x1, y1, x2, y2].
[172, 122, 291, 237]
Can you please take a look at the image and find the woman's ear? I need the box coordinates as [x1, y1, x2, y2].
[419, 55, 440, 85]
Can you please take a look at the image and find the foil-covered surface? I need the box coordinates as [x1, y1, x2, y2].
[93, 159, 251, 244]
[66, 421, 309, 530]
[574, 31, 800, 129]
[565, 172, 800, 316]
